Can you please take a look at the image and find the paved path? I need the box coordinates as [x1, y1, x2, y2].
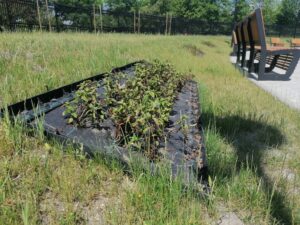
[230, 57, 300, 111]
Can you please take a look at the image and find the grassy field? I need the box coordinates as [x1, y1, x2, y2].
[0, 32, 300, 225]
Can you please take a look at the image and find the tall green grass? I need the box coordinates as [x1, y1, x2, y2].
[0, 32, 300, 224]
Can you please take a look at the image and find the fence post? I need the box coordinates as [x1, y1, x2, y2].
[138, 10, 140, 34]
[278, 25, 281, 37]
[54, 4, 60, 32]
[5, 0, 12, 31]
[99, 4, 103, 33]
[93, 4, 96, 33]
[36, 0, 42, 31]
[165, 13, 168, 35]
[168, 13, 172, 35]
[133, 11, 136, 33]
[90, 5, 93, 32]
[45, 0, 51, 32]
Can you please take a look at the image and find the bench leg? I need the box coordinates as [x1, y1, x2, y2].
[241, 44, 246, 67]
[247, 47, 255, 72]
[237, 44, 241, 63]
[258, 52, 267, 79]
[265, 55, 279, 73]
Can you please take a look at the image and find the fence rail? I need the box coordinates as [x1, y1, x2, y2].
[0, 0, 299, 37]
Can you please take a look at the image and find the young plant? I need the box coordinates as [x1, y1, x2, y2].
[63, 80, 105, 127]
[63, 60, 188, 160]
[104, 61, 188, 159]
[177, 113, 189, 143]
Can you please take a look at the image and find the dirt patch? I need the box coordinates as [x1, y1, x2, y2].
[216, 204, 244, 225]
[82, 195, 112, 225]
[202, 41, 216, 48]
[32, 64, 45, 73]
[184, 45, 205, 57]
[39, 191, 117, 225]
[217, 212, 244, 225]
[281, 168, 296, 182]
[26, 52, 34, 61]
[39, 191, 69, 224]
[0, 51, 14, 60]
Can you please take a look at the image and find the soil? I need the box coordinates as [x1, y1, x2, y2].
[184, 45, 205, 57]
[217, 212, 244, 225]
[202, 41, 216, 48]
[39, 188, 124, 225]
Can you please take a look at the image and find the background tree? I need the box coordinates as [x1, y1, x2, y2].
[247, 0, 280, 25]
[233, 0, 251, 22]
[104, 0, 150, 12]
[276, 0, 300, 26]
[218, 0, 233, 23]
[261, 0, 280, 25]
[143, 0, 171, 14]
[171, 0, 222, 21]
[54, 0, 104, 6]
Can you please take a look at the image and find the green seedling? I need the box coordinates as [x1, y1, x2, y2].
[63, 80, 105, 127]
[177, 113, 189, 143]
[104, 61, 188, 159]
[63, 61, 188, 160]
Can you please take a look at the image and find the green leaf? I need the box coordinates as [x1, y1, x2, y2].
[68, 118, 74, 124]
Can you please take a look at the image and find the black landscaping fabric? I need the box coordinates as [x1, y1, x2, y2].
[1, 62, 207, 184]
[159, 80, 207, 182]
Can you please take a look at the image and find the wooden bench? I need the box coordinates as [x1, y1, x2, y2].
[238, 19, 259, 68]
[270, 37, 285, 47]
[231, 30, 238, 56]
[236, 19, 262, 68]
[291, 38, 300, 48]
[234, 23, 242, 62]
[235, 8, 300, 79]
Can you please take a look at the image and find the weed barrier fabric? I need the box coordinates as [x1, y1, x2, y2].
[1, 62, 207, 185]
[159, 80, 207, 182]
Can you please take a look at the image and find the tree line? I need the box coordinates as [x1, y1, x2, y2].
[54, 0, 300, 25]
[1, 0, 299, 35]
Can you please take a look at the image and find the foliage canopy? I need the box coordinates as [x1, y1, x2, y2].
[53, 0, 299, 25]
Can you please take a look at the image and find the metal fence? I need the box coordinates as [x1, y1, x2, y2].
[0, 0, 299, 37]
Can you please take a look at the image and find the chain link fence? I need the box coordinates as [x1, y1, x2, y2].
[0, 0, 299, 37]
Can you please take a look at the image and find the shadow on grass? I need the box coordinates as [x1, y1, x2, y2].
[201, 113, 293, 224]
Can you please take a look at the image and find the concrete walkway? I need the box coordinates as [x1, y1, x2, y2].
[230, 57, 300, 111]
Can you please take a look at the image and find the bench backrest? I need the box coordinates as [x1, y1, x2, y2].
[248, 8, 267, 50]
[232, 30, 237, 46]
[236, 23, 242, 44]
[271, 37, 283, 46]
[271, 37, 282, 43]
[242, 20, 250, 43]
[291, 38, 300, 46]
